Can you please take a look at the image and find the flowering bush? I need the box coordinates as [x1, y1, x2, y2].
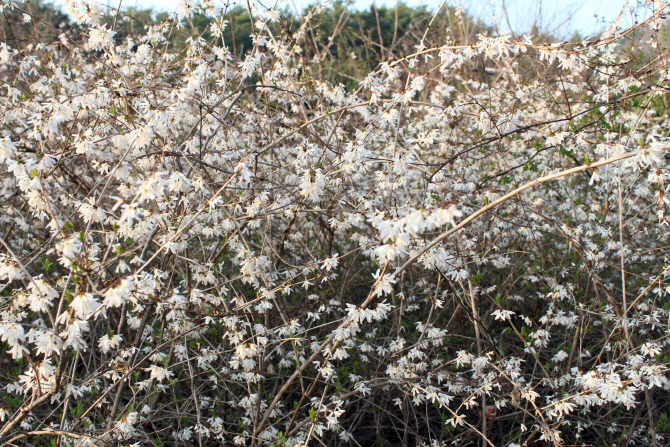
[1, 0, 670, 446]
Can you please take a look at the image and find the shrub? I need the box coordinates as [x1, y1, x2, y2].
[0, 0, 670, 446]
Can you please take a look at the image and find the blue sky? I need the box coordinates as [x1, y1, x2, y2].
[69, 0, 633, 36]
[458, 0, 631, 36]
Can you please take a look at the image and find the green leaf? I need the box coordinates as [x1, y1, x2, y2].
[473, 271, 482, 284]
[42, 258, 52, 274]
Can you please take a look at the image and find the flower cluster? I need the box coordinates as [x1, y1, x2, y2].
[0, 0, 669, 446]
